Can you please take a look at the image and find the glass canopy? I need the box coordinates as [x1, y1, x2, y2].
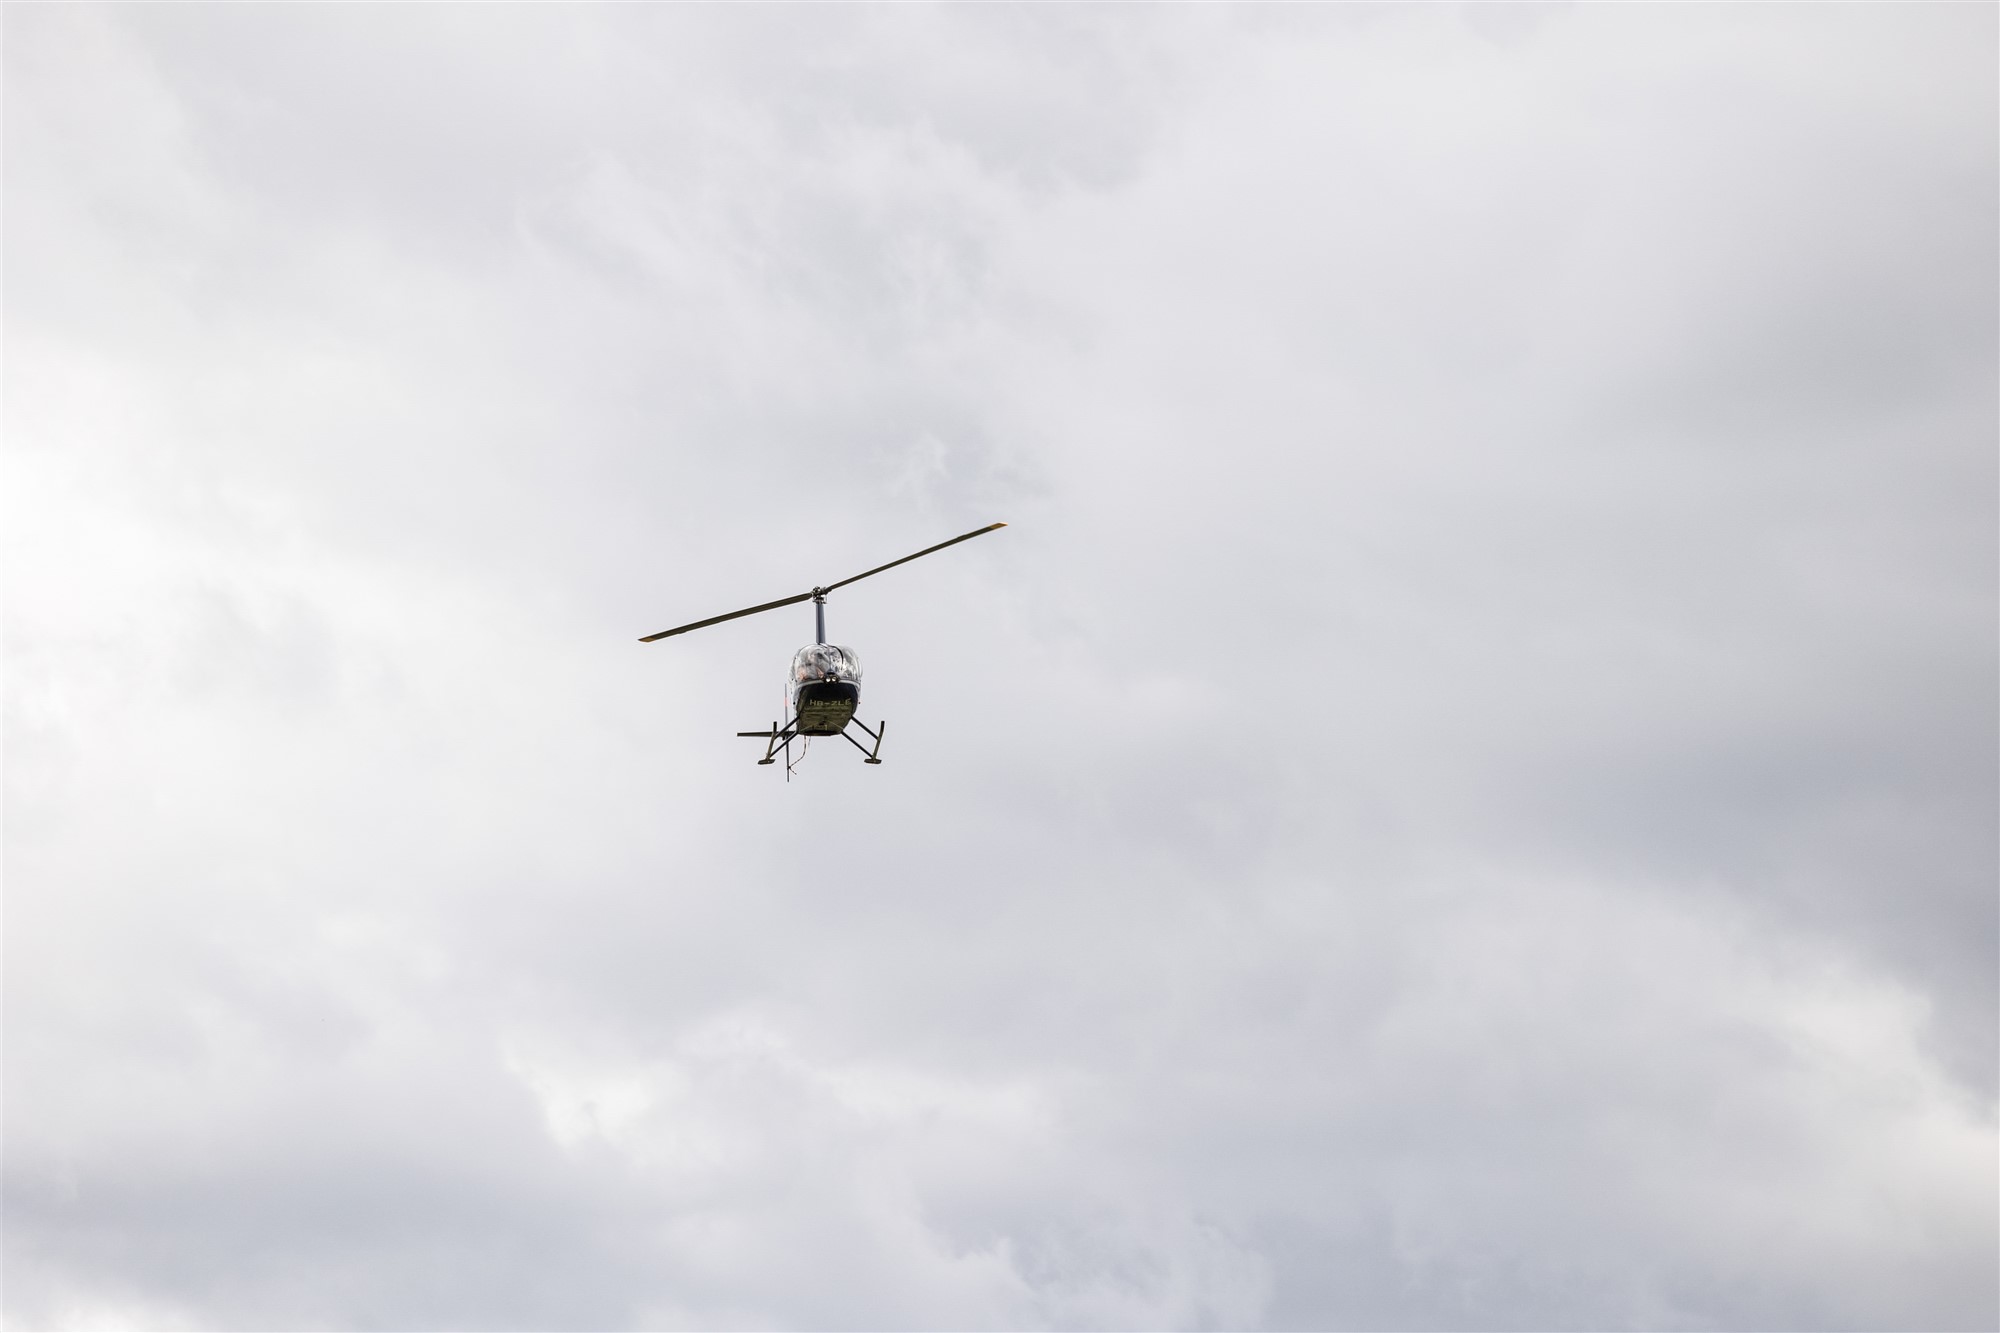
[790, 643, 862, 687]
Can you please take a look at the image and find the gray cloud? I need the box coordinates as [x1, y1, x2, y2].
[5, 5, 1994, 1330]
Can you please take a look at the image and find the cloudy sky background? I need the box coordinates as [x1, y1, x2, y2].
[5, 5, 1995, 1329]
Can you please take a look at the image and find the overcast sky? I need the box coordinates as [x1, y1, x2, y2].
[4, 5, 1995, 1330]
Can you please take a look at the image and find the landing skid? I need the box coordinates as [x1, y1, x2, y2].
[736, 716, 886, 779]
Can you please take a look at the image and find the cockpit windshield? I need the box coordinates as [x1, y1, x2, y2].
[791, 643, 862, 686]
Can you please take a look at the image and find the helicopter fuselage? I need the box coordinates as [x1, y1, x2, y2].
[793, 679, 859, 735]
[789, 643, 863, 735]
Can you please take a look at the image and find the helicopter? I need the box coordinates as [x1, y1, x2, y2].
[640, 522, 1006, 773]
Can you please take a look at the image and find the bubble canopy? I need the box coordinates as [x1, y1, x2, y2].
[791, 643, 861, 687]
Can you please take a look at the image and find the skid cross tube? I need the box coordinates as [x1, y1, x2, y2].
[737, 719, 800, 765]
[739, 716, 884, 769]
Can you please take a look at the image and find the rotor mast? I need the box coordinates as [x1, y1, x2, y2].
[813, 590, 826, 644]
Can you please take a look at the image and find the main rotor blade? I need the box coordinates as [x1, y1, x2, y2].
[639, 522, 1005, 643]
[820, 522, 1007, 595]
[639, 590, 813, 643]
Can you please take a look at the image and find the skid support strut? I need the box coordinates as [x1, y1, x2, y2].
[842, 718, 887, 764]
[737, 719, 800, 766]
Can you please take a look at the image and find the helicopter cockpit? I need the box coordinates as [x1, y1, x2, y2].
[791, 643, 861, 688]
[789, 643, 863, 734]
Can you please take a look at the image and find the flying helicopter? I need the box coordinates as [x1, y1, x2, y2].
[640, 522, 1006, 774]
